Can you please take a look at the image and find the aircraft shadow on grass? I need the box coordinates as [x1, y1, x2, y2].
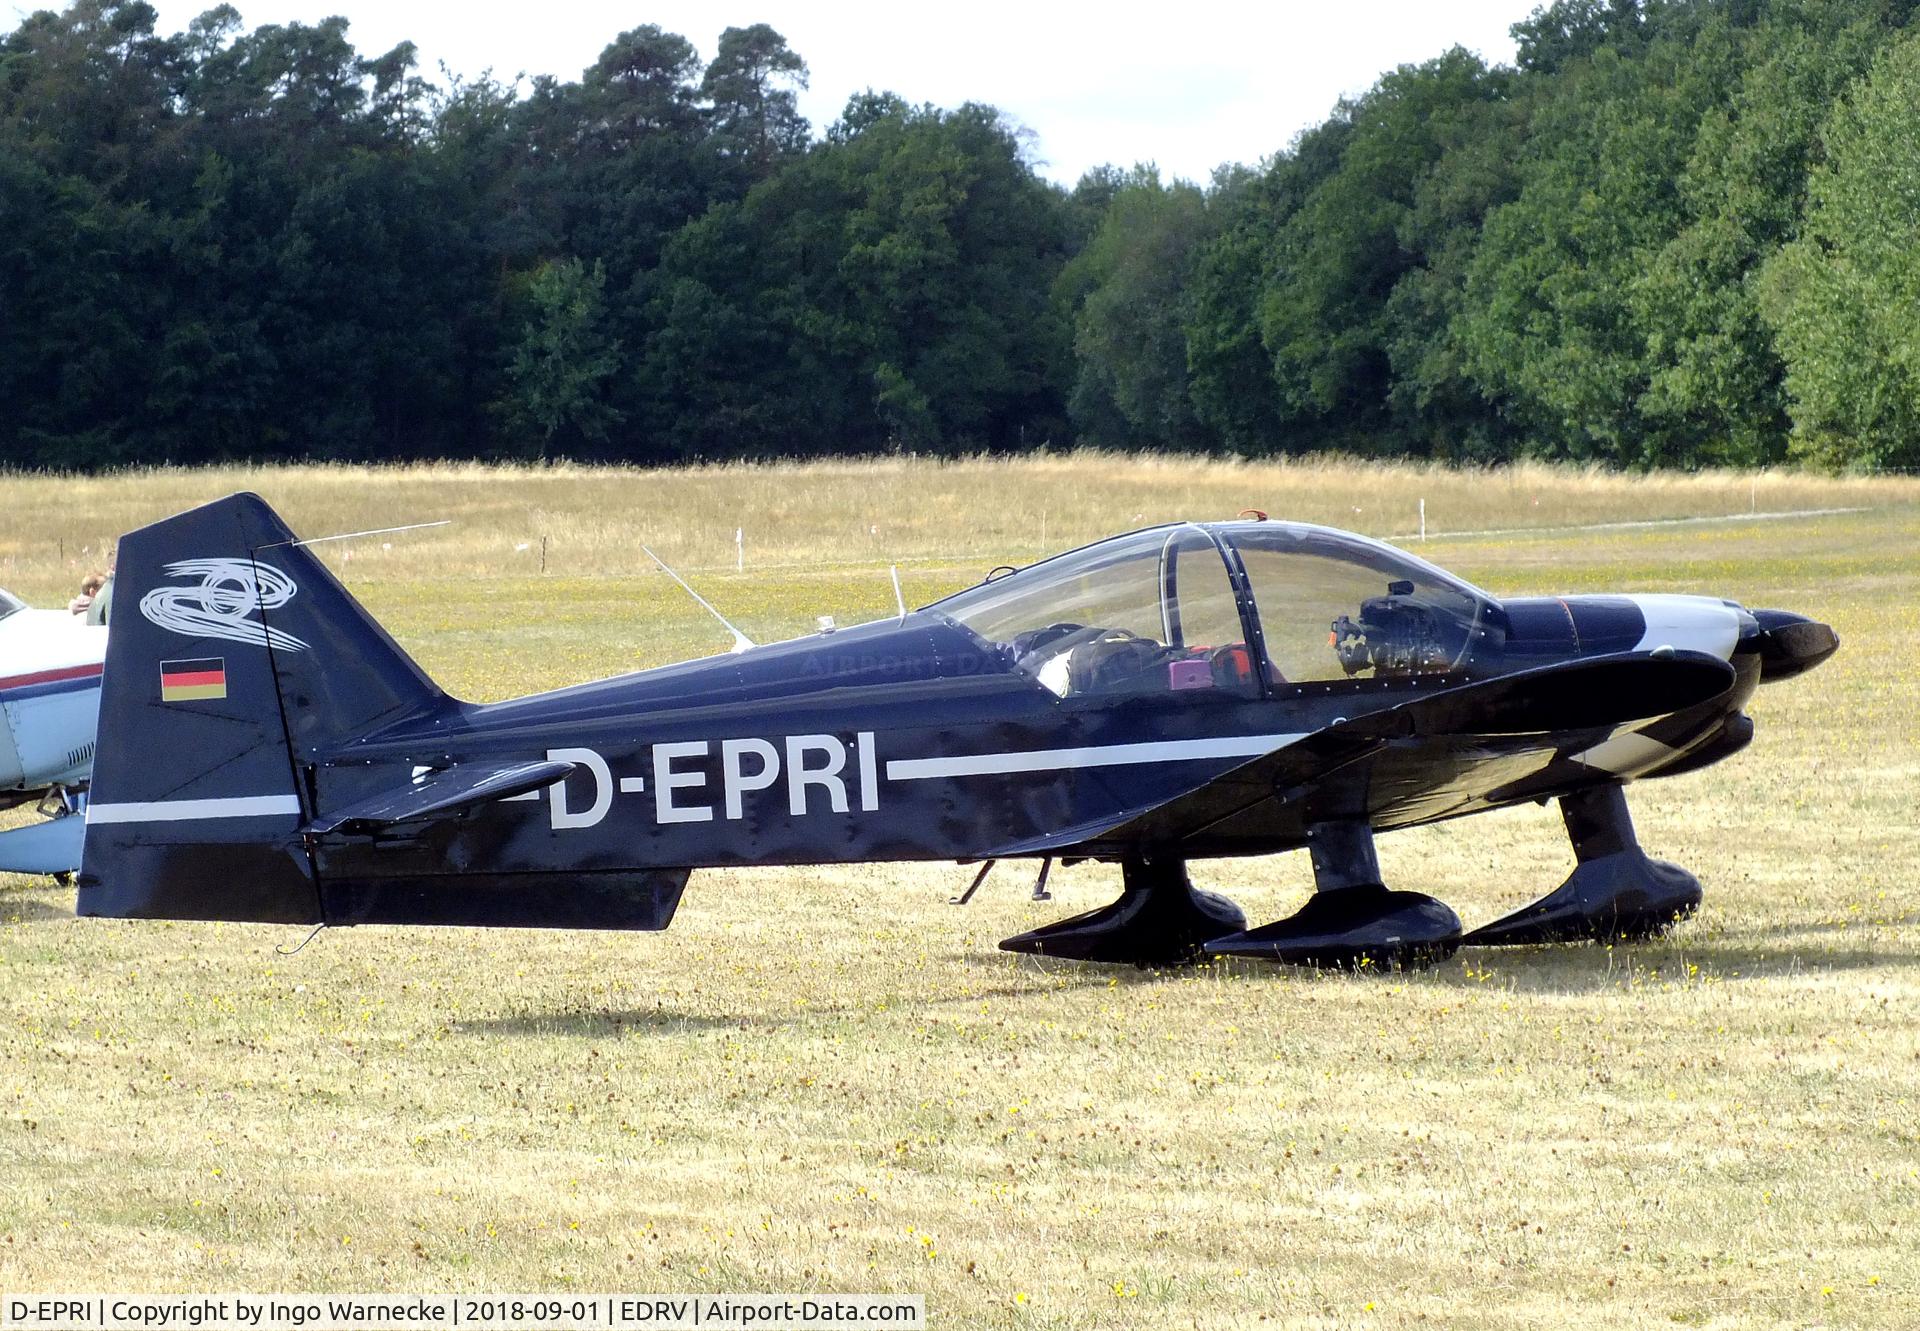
[1427, 933, 1918, 986]
[454, 931, 1918, 1038]
[454, 1008, 754, 1040]
[0, 889, 78, 925]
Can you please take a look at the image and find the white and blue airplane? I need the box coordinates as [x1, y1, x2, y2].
[0, 587, 104, 877]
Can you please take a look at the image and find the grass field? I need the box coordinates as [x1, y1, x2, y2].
[2, 457, 1917, 1330]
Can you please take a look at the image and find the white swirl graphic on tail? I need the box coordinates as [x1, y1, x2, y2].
[138, 559, 309, 652]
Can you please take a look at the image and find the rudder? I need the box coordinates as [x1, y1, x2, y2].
[78, 493, 441, 923]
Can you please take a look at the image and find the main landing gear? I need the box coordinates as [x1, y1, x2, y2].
[998, 821, 1460, 971]
[996, 783, 1699, 969]
[1205, 820, 1462, 969]
[999, 855, 1246, 967]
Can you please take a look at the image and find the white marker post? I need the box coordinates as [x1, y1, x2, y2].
[736, 527, 744, 573]
[1419, 498, 1426, 541]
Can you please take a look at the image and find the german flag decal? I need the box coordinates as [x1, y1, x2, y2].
[160, 657, 227, 702]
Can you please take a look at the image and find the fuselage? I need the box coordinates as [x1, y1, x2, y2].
[0, 596, 105, 804]
[302, 519, 1812, 880]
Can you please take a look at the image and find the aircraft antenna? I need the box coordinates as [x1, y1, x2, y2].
[891, 565, 907, 621]
[642, 545, 755, 653]
[267, 520, 453, 549]
[275, 922, 328, 956]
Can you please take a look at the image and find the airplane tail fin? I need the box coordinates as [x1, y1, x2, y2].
[78, 493, 441, 924]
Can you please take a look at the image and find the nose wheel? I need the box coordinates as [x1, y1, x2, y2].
[1466, 784, 1701, 946]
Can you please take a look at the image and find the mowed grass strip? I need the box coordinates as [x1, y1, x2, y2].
[1, 461, 1915, 1330]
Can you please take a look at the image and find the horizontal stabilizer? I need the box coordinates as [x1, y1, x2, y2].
[0, 814, 84, 876]
[303, 759, 576, 834]
[321, 867, 690, 930]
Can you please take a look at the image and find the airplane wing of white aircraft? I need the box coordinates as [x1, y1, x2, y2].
[0, 588, 104, 878]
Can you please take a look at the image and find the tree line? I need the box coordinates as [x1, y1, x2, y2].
[3, 0, 1918, 470]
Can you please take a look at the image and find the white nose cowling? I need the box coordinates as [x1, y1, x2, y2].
[1624, 595, 1744, 662]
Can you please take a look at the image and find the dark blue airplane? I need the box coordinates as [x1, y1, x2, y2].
[77, 494, 1837, 968]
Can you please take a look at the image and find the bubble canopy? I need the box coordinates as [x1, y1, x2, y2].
[925, 521, 1501, 698]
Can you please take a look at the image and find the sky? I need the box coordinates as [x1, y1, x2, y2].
[39, 0, 1542, 184]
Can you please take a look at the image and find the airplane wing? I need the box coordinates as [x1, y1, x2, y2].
[987, 651, 1738, 858]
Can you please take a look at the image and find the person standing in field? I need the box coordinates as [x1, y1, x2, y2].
[68, 572, 103, 617]
[83, 549, 114, 625]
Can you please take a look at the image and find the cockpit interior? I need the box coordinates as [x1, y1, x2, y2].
[930, 521, 1496, 699]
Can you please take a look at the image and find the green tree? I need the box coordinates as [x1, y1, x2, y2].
[1259, 49, 1513, 453]
[1055, 167, 1212, 448]
[11, 0, 1920, 470]
[1630, 0, 1889, 464]
[1511, 0, 1650, 75]
[701, 23, 809, 178]
[511, 26, 712, 290]
[1183, 127, 1348, 454]
[1457, 20, 1745, 464]
[1760, 31, 1920, 467]
[638, 97, 1073, 456]
[0, 0, 187, 465]
[1061, 164, 1127, 244]
[499, 258, 624, 452]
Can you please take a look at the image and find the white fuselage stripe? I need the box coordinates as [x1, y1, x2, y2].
[87, 795, 302, 824]
[885, 733, 1307, 781]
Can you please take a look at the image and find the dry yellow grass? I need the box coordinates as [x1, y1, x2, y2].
[1, 459, 1916, 1330]
[1, 452, 1912, 600]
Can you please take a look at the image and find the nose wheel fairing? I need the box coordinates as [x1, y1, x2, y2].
[1465, 783, 1701, 945]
